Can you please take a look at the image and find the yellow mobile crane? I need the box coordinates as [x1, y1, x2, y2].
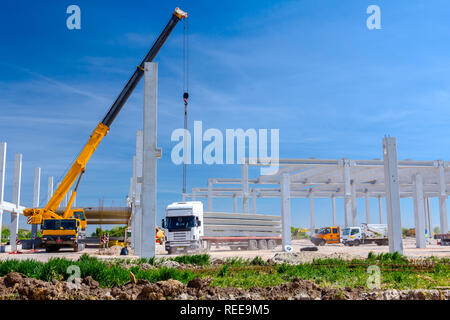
[23, 8, 188, 252]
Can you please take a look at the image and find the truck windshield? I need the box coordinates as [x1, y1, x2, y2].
[166, 216, 195, 230]
[43, 219, 77, 230]
[351, 228, 360, 235]
[343, 228, 350, 236]
[73, 211, 85, 221]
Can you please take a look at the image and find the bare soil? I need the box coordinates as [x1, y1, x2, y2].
[0, 271, 448, 300]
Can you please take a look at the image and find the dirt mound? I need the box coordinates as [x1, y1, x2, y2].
[0, 272, 448, 300]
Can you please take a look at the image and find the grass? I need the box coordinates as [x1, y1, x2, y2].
[0, 253, 448, 290]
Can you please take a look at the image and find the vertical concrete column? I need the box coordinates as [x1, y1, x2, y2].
[0, 142, 6, 243]
[32, 167, 41, 239]
[233, 193, 237, 213]
[191, 190, 196, 201]
[141, 62, 160, 258]
[382, 137, 403, 254]
[280, 173, 291, 250]
[242, 162, 249, 213]
[331, 194, 336, 226]
[343, 159, 351, 227]
[365, 192, 371, 224]
[11, 154, 22, 252]
[134, 131, 143, 256]
[251, 189, 256, 214]
[351, 181, 357, 227]
[130, 155, 137, 250]
[309, 193, 315, 232]
[378, 196, 383, 223]
[438, 161, 448, 234]
[426, 197, 432, 239]
[47, 176, 53, 202]
[413, 173, 426, 248]
[207, 179, 213, 211]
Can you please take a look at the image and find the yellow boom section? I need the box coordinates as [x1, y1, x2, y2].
[24, 123, 108, 221]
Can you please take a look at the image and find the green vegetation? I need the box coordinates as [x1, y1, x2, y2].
[91, 226, 127, 238]
[1, 228, 42, 243]
[291, 226, 310, 239]
[0, 253, 448, 290]
[172, 254, 210, 266]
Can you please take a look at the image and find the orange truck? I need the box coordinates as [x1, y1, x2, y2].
[310, 227, 340, 246]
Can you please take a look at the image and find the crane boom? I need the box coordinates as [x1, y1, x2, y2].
[24, 8, 187, 222]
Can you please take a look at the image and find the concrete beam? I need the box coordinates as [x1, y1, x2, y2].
[309, 194, 315, 231]
[252, 189, 256, 214]
[207, 179, 213, 211]
[32, 167, 41, 239]
[141, 62, 159, 258]
[438, 161, 448, 234]
[242, 162, 249, 213]
[383, 137, 403, 254]
[331, 194, 336, 226]
[378, 196, 383, 223]
[365, 192, 371, 224]
[11, 154, 22, 252]
[0, 142, 6, 243]
[280, 173, 291, 250]
[413, 173, 426, 248]
[134, 130, 143, 256]
[343, 159, 351, 227]
[351, 181, 357, 227]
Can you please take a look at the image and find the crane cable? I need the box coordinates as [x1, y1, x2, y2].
[182, 17, 189, 195]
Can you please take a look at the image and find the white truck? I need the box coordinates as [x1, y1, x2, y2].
[162, 201, 282, 254]
[341, 223, 388, 246]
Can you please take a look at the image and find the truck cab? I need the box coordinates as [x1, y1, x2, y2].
[41, 208, 87, 252]
[162, 201, 204, 254]
[341, 227, 362, 246]
[310, 226, 340, 246]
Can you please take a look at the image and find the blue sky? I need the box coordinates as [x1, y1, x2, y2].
[1, 1, 450, 233]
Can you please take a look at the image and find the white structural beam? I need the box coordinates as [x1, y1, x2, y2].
[309, 193, 315, 231]
[207, 179, 213, 211]
[413, 173, 426, 248]
[134, 131, 143, 256]
[280, 173, 291, 250]
[130, 155, 137, 250]
[331, 194, 336, 226]
[351, 181, 357, 227]
[11, 154, 22, 252]
[365, 192, 371, 224]
[343, 159, 351, 227]
[47, 176, 53, 202]
[383, 137, 403, 254]
[438, 160, 448, 233]
[251, 189, 256, 214]
[242, 162, 249, 213]
[426, 197, 432, 239]
[141, 62, 159, 258]
[31, 167, 41, 239]
[0, 142, 6, 243]
[378, 196, 383, 223]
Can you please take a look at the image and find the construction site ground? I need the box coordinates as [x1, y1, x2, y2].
[0, 238, 448, 262]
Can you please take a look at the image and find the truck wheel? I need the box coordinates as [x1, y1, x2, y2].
[248, 240, 258, 250]
[376, 240, 383, 246]
[267, 240, 276, 250]
[258, 240, 268, 250]
[319, 240, 326, 246]
[353, 240, 360, 246]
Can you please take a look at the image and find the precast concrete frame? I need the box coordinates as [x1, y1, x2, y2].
[184, 138, 449, 253]
[0, 142, 52, 250]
